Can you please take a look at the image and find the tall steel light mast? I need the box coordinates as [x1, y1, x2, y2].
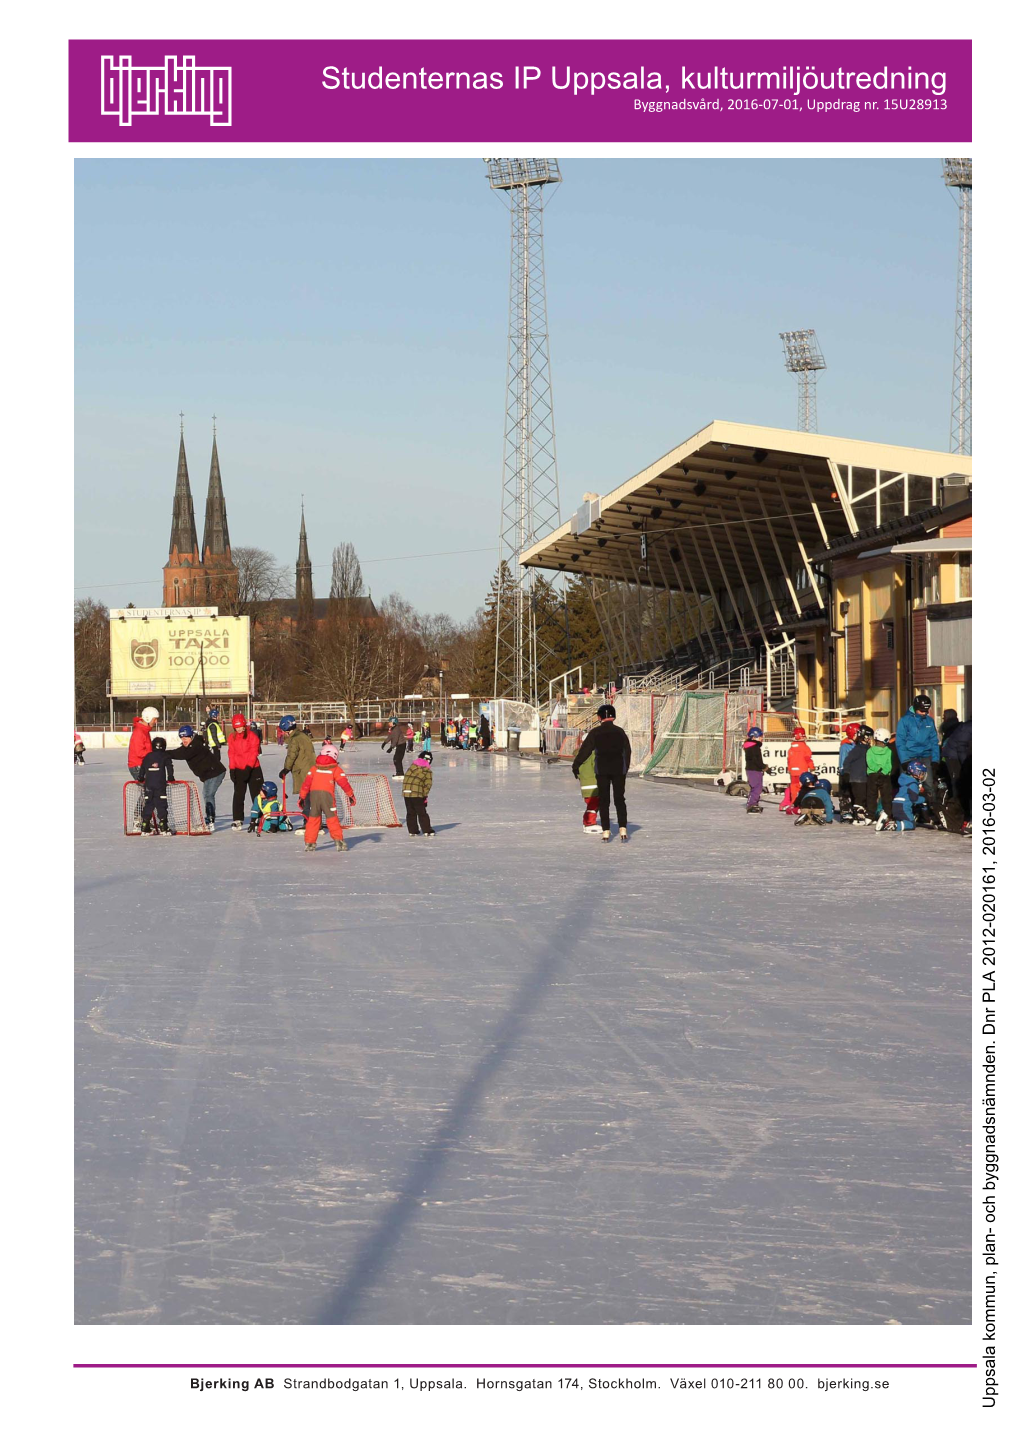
[943, 158, 972, 455]
[779, 329, 827, 432]
[486, 158, 564, 704]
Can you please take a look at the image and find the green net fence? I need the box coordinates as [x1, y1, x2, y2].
[644, 689, 762, 778]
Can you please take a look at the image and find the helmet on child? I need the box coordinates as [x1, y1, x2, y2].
[596, 704, 616, 719]
[792, 725, 807, 739]
[874, 727, 891, 742]
[844, 722, 860, 741]
[231, 713, 247, 731]
[151, 736, 167, 752]
[857, 724, 875, 742]
[912, 695, 933, 713]
[141, 706, 159, 725]
[814, 778, 833, 794]
[177, 724, 194, 738]
[207, 707, 220, 719]
[906, 760, 928, 780]
[799, 771, 818, 788]
[320, 742, 340, 762]
[746, 726, 763, 741]
[261, 781, 278, 798]
[279, 715, 296, 732]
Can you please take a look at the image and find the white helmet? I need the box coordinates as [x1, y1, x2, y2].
[320, 742, 340, 762]
[874, 727, 891, 742]
[141, 706, 159, 725]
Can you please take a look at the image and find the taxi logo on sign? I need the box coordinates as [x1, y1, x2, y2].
[131, 639, 159, 669]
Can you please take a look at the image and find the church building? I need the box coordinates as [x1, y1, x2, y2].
[162, 421, 238, 608]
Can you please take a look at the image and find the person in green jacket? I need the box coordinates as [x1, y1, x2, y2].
[866, 727, 895, 828]
[279, 720, 316, 824]
[577, 752, 601, 832]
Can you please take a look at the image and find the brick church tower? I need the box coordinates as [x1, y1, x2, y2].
[162, 419, 238, 608]
[162, 421, 203, 607]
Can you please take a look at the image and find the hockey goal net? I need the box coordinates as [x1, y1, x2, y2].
[282, 773, 402, 828]
[123, 780, 212, 836]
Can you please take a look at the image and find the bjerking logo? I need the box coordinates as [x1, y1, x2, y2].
[131, 639, 159, 669]
[101, 54, 232, 127]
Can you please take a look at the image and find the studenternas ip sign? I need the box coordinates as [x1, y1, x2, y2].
[69, 40, 971, 142]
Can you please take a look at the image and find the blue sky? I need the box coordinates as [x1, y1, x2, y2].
[75, 158, 960, 620]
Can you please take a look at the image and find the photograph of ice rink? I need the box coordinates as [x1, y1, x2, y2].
[75, 741, 970, 1326]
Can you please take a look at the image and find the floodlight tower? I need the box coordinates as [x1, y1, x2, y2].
[943, 158, 972, 455]
[780, 329, 827, 432]
[486, 157, 564, 704]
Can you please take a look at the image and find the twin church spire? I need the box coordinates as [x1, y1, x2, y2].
[163, 418, 312, 611]
[163, 418, 236, 607]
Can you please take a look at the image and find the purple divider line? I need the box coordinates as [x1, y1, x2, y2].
[73, 1362, 977, 1369]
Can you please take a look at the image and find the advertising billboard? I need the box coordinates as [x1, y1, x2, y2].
[110, 614, 251, 698]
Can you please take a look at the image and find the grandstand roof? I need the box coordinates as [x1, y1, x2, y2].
[520, 420, 971, 591]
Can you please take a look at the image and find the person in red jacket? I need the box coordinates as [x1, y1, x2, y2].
[779, 726, 815, 814]
[298, 742, 357, 852]
[227, 712, 264, 829]
[127, 706, 160, 779]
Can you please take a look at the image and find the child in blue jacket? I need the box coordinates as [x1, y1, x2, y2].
[891, 761, 928, 832]
[793, 775, 835, 825]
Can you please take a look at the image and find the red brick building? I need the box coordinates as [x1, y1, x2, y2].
[162, 424, 238, 608]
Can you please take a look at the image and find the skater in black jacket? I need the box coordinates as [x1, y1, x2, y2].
[137, 736, 176, 834]
[166, 725, 227, 824]
[572, 704, 632, 842]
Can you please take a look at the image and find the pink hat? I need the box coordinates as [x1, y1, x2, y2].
[413, 754, 432, 767]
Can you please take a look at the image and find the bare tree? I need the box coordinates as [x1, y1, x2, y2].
[229, 547, 291, 618]
[329, 543, 364, 603]
[74, 598, 110, 717]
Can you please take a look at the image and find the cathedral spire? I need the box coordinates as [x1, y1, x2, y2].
[202, 424, 231, 559]
[296, 500, 313, 609]
[168, 426, 200, 559]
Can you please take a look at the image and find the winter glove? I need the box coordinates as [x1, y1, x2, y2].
[247, 818, 258, 834]
[279, 770, 287, 779]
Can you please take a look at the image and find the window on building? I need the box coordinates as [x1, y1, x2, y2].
[920, 556, 941, 607]
[958, 560, 972, 600]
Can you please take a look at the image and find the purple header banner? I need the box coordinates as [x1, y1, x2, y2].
[69, 39, 971, 143]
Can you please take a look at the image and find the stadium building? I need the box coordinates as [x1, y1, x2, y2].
[522, 420, 972, 729]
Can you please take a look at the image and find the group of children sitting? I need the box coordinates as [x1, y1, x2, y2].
[742, 718, 940, 833]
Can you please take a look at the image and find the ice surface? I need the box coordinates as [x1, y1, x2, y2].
[75, 741, 971, 1325]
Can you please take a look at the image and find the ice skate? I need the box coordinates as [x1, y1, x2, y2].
[304, 842, 315, 852]
[794, 813, 811, 826]
[619, 827, 629, 842]
[334, 837, 347, 851]
[602, 830, 611, 843]
[140, 819, 152, 834]
[745, 804, 763, 814]
[232, 820, 243, 830]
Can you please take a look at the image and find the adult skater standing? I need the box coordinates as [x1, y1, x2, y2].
[385, 718, 408, 776]
[166, 723, 227, 824]
[227, 712, 264, 830]
[571, 703, 631, 842]
[127, 706, 159, 780]
[278, 716, 316, 824]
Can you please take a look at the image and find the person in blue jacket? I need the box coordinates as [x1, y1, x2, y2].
[894, 695, 941, 811]
[793, 775, 835, 825]
[892, 760, 929, 832]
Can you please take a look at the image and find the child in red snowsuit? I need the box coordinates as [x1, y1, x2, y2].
[298, 744, 357, 851]
[779, 726, 815, 814]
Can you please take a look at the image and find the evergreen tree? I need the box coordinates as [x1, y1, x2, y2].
[564, 574, 610, 686]
[472, 561, 513, 696]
